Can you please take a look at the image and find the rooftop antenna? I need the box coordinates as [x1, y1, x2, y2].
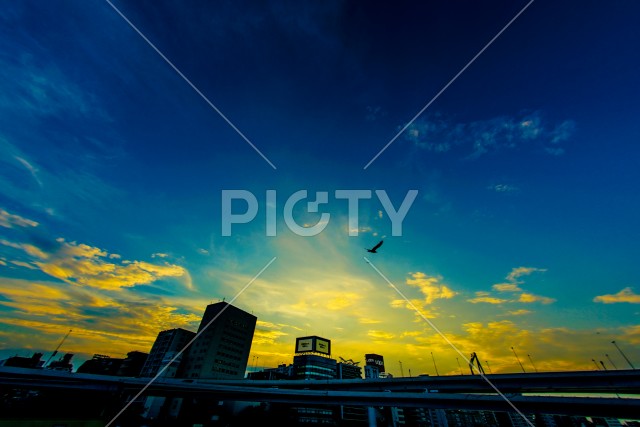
[45, 329, 72, 366]
[398, 360, 404, 377]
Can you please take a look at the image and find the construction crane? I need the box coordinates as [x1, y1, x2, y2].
[45, 329, 72, 367]
[469, 352, 485, 375]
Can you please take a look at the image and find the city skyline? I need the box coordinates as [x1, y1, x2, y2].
[1, 1, 639, 380]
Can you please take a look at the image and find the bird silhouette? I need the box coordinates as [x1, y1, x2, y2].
[366, 240, 383, 253]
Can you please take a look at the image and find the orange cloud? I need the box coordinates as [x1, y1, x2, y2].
[0, 239, 49, 259]
[367, 330, 395, 340]
[492, 283, 522, 292]
[594, 287, 640, 304]
[3, 237, 190, 290]
[518, 293, 555, 304]
[406, 272, 457, 304]
[505, 309, 532, 316]
[0, 278, 201, 356]
[467, 295, 508, 304]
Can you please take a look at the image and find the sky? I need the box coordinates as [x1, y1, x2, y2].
[0, 0, 639, 377]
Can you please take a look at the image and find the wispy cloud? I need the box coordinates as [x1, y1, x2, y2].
[0, 208, 38, 229]
[367, 330, 395, 340]
[401, 112, 575, 158]
[505, 309, 532, 316]
[358, 317, 382, 324]
[473, 267, 555, 306]
[468, 292, 508, 304]
[487, 183, 520, 194]
[506, 266, 547, 282]
[14, 156, 42, 187]
[594, 287, 640, 304]
[405, 272, 457, 304]
[0, 53, 104, 119]
[151, 253, 168, 258]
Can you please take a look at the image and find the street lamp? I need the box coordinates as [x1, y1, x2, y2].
[511, 347, 526, 373]
[611, 341, 635, 370]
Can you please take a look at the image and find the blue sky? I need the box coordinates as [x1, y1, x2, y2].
[1, 0, 639, 375]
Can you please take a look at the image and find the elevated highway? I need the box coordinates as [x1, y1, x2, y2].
[1, 366, 638, 418]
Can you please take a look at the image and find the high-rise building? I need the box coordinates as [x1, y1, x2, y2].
[365, 353, 385, 379]
[182, 302, 256, 379]
[140, 328, 195, 378]
[292, 336, 336, 380]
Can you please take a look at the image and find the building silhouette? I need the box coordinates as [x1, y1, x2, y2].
[365, 353, 385, 379]
[0, 352, 45, 369]
[182, 301, 256, 380]
[77, 354, 123, 375]
[76, 351, 147, 376]
[47, 353, 74, 372]
[140, 328, 195, 378]
[116, 351, 148, 377]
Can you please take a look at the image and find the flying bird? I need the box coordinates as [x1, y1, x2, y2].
[366, 240, 383, 253]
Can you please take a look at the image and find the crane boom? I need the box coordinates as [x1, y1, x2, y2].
[45, 329, 72, 366]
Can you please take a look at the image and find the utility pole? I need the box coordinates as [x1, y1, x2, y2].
[527, 354, 538, 373]
[511, 347, 526, 373]
[431, 352, 439, 376]
[399, 361, 404, 377]
[611, 341, 635, 370]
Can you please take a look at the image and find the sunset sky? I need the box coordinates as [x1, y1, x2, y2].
[1, 1, 639, 377]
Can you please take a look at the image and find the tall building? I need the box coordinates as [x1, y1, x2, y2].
[140, 328, 196, 378]
[182, 301, 256, 379]
[364, 353, 385, 379]
[292, 335, 336, 380]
